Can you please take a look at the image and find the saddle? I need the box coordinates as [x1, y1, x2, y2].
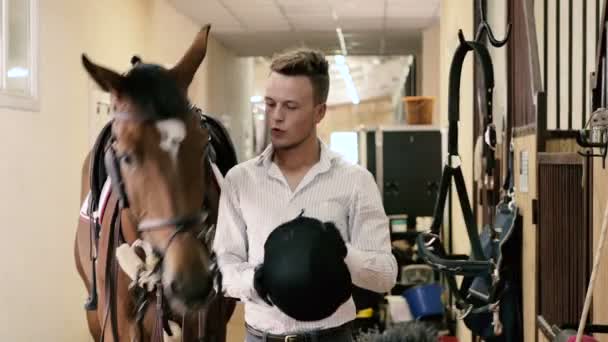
[82, 119, 113, 311]
[415, 37, 523, 341]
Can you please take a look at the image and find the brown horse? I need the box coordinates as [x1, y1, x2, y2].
[74, 25, 237, 341]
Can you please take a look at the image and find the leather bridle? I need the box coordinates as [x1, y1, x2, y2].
[100, 108, 222, 342]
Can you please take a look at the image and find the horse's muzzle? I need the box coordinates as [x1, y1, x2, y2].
[166, 271, 213, 310]
[160, 234, 215, 313]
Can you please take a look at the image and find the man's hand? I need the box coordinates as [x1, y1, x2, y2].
[253, 264, 273, 306]
[321, 221, 347, 258]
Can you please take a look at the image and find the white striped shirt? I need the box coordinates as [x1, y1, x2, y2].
[213, 140, 398, 334]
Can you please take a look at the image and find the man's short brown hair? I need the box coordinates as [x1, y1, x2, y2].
[269, 48, 330, 105]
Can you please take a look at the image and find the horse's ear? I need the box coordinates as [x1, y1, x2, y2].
[169, 24, 211, 91]
[81, 54, 126, 94]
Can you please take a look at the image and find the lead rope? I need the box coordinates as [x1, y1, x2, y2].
[153, 285, 166, 342]
[198, 310, 204, 342]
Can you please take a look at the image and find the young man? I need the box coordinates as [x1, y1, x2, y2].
[213, 48, 397, 341]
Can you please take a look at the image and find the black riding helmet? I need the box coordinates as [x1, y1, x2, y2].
[254, 215, 352, 321]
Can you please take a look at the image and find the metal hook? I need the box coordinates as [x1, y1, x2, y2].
[458, 30, 473, 49]
[476, 0, 511, 47]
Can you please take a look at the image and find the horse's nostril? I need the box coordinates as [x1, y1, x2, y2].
[168, 276, 209, 302]
[170, 280, 181, 295]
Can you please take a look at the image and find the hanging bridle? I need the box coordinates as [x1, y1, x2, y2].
[99, 108, 223, 342]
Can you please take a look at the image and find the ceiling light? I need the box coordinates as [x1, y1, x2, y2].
[336, 28, 347, 56]
[334, 55, 360, 105]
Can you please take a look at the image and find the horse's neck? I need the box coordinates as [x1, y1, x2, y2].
[205, 163, 222, 224]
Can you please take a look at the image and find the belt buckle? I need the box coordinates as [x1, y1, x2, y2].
[284, 335, 298, 342]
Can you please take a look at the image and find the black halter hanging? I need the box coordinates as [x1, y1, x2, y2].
[416, 37, 497, 308]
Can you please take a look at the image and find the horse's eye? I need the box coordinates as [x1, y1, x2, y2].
[119, 153, 136, 167]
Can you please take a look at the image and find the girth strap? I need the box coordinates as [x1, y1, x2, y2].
[100, 200, 123, 342]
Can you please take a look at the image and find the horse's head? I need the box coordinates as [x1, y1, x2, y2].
[82, 25, 217, 313]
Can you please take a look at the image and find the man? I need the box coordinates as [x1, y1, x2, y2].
[213, 48, 397, 341]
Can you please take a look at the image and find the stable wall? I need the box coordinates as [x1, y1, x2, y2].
[592, 160, 608, 342]
[513, 135, 538, 342]
[0, 1, 252, 340]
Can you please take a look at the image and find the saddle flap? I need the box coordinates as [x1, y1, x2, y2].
[80, 178, 113, 225]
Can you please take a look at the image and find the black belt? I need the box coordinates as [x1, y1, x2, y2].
[245, 321, 352, 342]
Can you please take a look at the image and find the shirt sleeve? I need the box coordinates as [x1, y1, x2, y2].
[212, 170, 259, 302]
[344, 169, 398, 293]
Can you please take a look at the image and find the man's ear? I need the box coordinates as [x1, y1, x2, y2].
[314, 103, 326, 123]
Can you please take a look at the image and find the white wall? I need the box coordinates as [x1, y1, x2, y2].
[203, 39, 255, 161]
[422, 20, 441, 125]
[0, 1, 253, 340]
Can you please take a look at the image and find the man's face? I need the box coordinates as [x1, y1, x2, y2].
[264, 72, 326, 150]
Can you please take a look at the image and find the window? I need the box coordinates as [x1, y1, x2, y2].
[0, 0, 38, 111]
[330, 131, 359, 165]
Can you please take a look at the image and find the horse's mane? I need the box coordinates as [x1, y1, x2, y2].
[201, 113, 238, 176]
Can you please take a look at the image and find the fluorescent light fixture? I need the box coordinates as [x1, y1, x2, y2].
[334, 55, 360, 105]
[7, 67, 29, 78]
[336, 27, 347, 56]
[250, 95, 263, 103]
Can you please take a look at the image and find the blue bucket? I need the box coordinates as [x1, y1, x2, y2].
[402, 283, 444, 319]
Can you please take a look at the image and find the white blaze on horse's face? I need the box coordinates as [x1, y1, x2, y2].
[156, 119, 186, 165]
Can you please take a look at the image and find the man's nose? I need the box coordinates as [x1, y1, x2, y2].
[268, 106, 285, 122]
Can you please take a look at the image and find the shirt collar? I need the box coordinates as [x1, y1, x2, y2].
[255, 139, 339, 172]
